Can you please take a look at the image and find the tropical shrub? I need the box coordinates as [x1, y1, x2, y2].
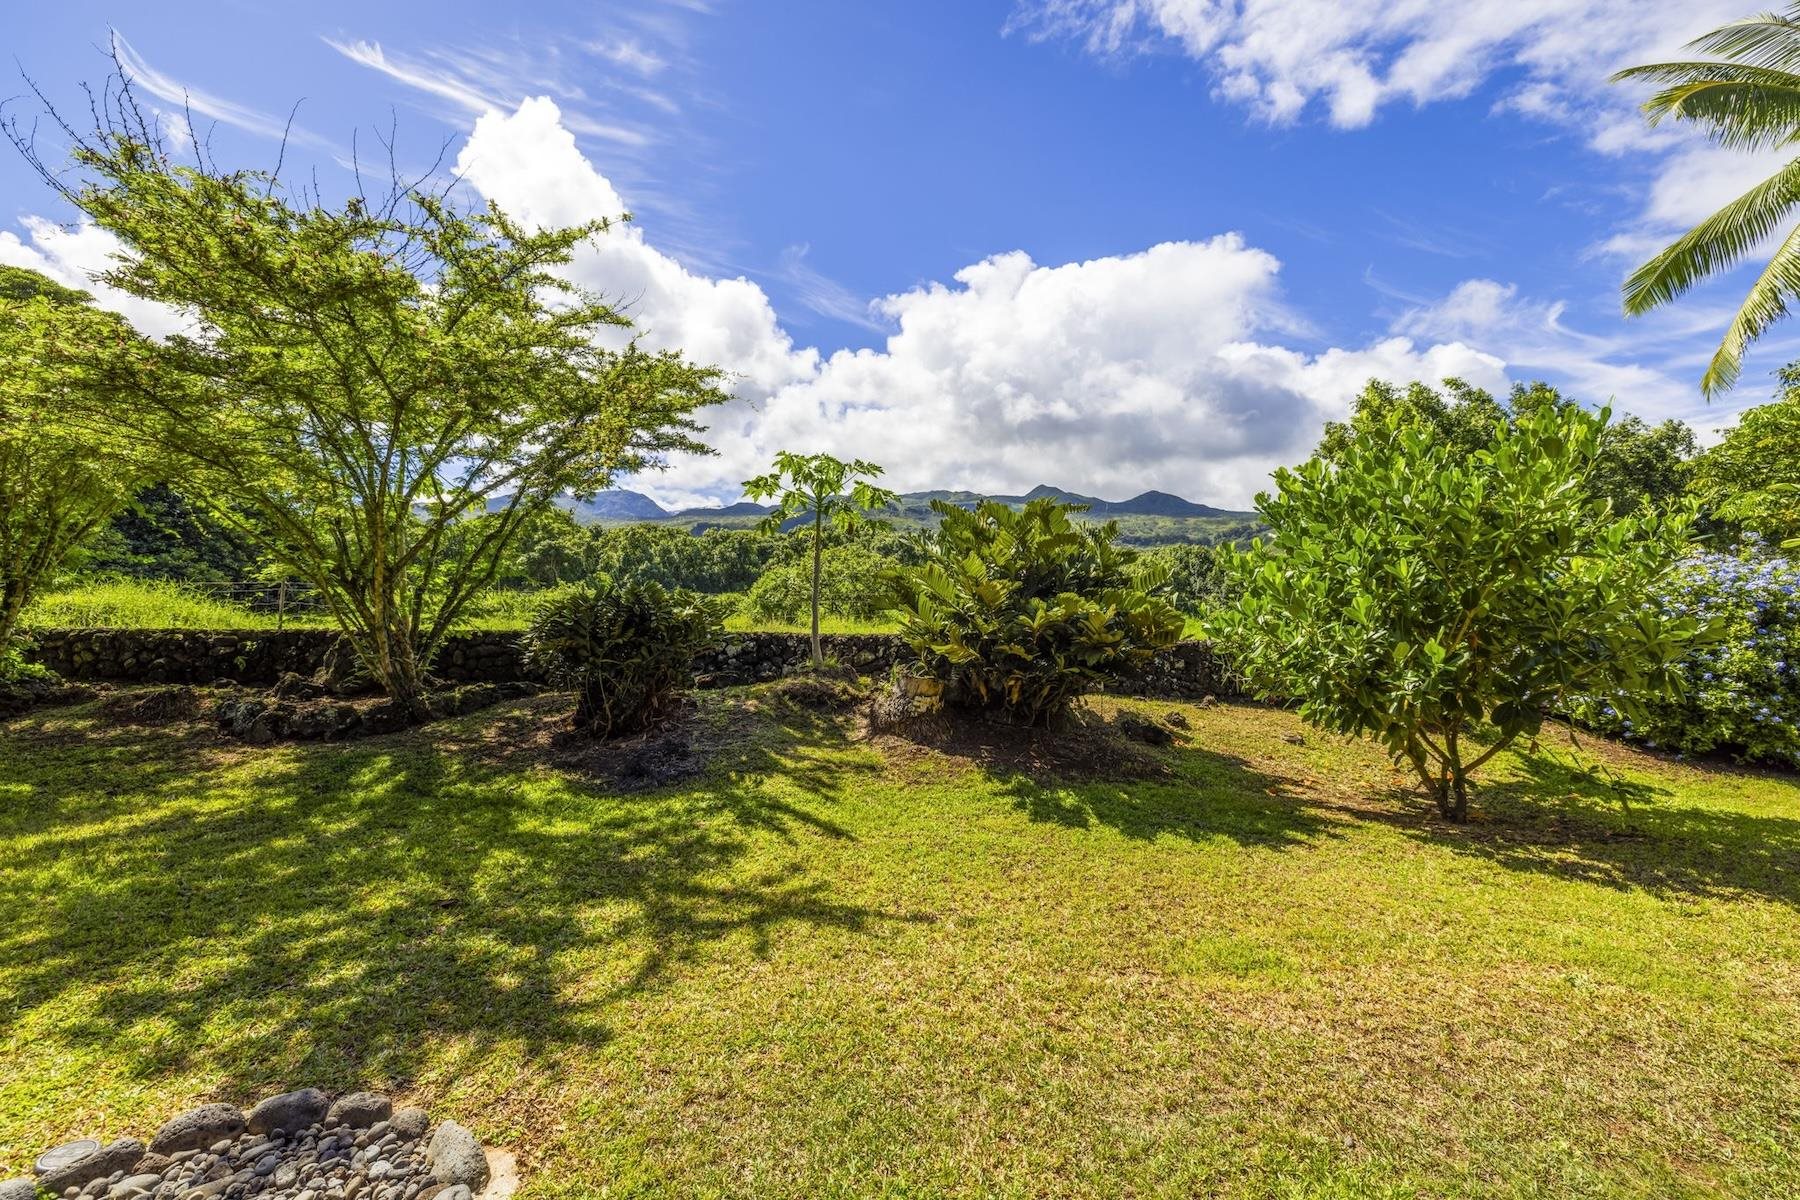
[1567, 545, 1800, 767]
[1210, 401, 1707, 821]
[891, 497, 1184, 727]
[745, 543, 903, 624]
[523, 579, 724, 736]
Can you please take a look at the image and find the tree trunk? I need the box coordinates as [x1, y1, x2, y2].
[1437, 728, 1470, 822]
[377, 625, 433, 722]
[0, 574, 29, 667]
[810, 507, 823, 667]
[1448, 773, 1470, 822]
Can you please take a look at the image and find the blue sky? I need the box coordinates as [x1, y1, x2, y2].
[4, 0, 1794, 507]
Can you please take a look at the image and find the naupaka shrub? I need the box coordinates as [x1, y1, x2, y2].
[891, 497, 1184, 727]
[1209, 401, 1708, 821]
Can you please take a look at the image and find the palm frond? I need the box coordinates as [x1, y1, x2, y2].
[1685, 11, 1800, 72]
[1611, 60, 1800, 148]
[1647, 79, 1800, 149]
[1622, 156, 1800, 314]
[1700, 221, 1800, 396]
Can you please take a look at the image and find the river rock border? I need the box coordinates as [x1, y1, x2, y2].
[4, 1090, 499, 1200]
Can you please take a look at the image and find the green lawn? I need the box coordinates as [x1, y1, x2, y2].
[2, 690, 1797, 1197]
[20, 578, 903, 635]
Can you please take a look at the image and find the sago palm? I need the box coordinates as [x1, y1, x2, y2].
[1613, 5, 1800, 396]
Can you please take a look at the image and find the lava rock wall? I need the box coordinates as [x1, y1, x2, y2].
[25, 629, 1244, 699]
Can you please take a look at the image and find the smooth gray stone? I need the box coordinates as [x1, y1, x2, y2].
[422, 1123, 486, 1192]
[326, 1094, 392, 1131]
[149, 1106, 246, 1157]
[246, 1090, 328, 1138]
[38, 1141, 146, 1194]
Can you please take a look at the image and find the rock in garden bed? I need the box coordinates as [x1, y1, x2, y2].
[0, 676, 97, 720]
[11, 1089, 504, 1200]
[215, 683, 541, 743]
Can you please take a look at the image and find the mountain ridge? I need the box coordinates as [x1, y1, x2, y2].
[559, 484, 1254, 525]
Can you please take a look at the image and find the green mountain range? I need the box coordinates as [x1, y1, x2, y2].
[555, 484, 1262, 546]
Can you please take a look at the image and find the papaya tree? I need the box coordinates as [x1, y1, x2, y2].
[10, 79, 728, 717]
[0, 265, 156, 674]
[1209, 400, 1707, 821]
[743, 452, 897, 666]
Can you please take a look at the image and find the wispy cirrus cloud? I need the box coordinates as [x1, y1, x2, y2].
[113, 32, 332, 150]
[772, 244, 890, 334]
[324, 38, 651, 146]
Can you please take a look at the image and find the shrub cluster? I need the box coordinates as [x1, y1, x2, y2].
[1568, 545, 1800, 767]
[523, 579, 725, 737]
[892, 498, 1184, 726]
[744, 542, 902, 625]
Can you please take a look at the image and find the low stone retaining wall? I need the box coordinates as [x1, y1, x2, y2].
[25, 628, 1243, 700]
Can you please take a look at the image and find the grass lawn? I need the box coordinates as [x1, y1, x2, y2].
[20, 578, 902, 635]
[1, 690, 1797, 1197]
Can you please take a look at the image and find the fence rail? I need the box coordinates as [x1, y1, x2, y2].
[164, 580, 325, 629]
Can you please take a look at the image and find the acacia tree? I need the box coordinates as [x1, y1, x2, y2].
[0, 265, 156, 673]
[743, 452, 896, 666]
[1210, 401, 1707, 821]
[11, 80, 728, 716]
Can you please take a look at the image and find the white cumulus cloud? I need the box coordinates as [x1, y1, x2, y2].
[455, 98, 819, 400]
[0, 217, 189, 339]
[1009, 0, 1743, 133]
[449, 101, 1586, 508]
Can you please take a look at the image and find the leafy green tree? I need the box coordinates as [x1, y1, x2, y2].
[1691, 364, 1800, 548]
[743, 452, 897, 665]
[1612, 7, 1800, 395]
[590, 524, 783, 594]
[79, 483, 264, 582]
[745, 542, 903, 624]
[1141, 543, 1233, 615]
[15, 89, 728, 716]
[0, 265, 156, 672]
[1211, 402, 1705, 821]
[1321, 378, 1696, 515]
[893, 498, 1184, 727]
[506, 508, 599, 588]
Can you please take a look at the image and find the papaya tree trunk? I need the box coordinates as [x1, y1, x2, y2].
[810, 504, 823, 667]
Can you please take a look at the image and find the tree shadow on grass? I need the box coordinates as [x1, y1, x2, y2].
[0, 694, 929, 1103]
[939, 705, 1800, 909]
[878, 712, 1332, 851]
[1352, 751, 1800, 909]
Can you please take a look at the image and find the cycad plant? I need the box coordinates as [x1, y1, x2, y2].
[1613, 5, 1800, 395]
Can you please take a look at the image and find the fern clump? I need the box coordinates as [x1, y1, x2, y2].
[891, 498, 1184, 727]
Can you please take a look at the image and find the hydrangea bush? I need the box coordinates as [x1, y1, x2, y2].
[1568, 543, 1800, 767]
